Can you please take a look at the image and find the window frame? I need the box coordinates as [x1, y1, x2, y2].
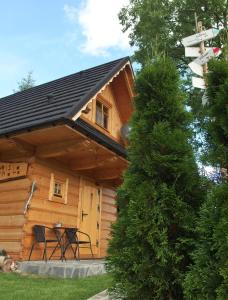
[95, 99, 110, 131]
[49, 173, 69, 204]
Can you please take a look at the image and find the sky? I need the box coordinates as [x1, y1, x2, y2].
[0, 0, 132, 98]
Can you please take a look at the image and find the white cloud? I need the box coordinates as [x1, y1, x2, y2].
[64, 0, 130, 56]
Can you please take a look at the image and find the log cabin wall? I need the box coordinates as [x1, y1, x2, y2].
[81, 85, 123, 143]
[22, 160, 80, 260]
[0, 178, 31, 259]
[100, 187, 117, 257]
[21, 159, 117, 260]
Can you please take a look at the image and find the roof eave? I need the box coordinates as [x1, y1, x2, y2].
[0, 117, 127, 159]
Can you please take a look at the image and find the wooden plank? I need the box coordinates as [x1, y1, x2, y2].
[71, 155, 116, 171]
[0, 215, 25, 227]
[0, 190, 29, 203]
[112, 70, 133, 124]
[100, 220, 112, 231]
[102, 203, 116, 214]
[102, 188, 116, 198]
[0, 230, 24, 241]
[0, 178, 31, 192]
[0, 228, 23, 238]
[101, 213, 116, 222]
[99, 185, 116, 256]
[100, 229, 112, 240]
[0, 241, 22, 253]
[102, 198, 116, 207]
[36, 139, 87, 158]
[27, 205, 78, 218]
[0, 202, 25, 215]
[27, 209, 77, 226]
[17, 125, 80, 145]
[10, 138, 35, 156]
[94, 168, 123, 180]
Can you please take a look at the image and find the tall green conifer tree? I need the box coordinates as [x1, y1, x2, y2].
[107, 58, 204, 299]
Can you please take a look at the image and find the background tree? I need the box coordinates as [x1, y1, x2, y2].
[184, 58, 228, 300]
[119, 0, 228, 144]
[107, 57, 205, 299]
[119, 0, 228, 67]
[13, 71, 35, 92]
[115, 1, 228, 299]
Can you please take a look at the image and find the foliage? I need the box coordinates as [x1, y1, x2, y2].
[184, 182, 228, 300]
[107, 57, 204, 299]
[14, 71, 35, 92]
[0, 273, 111, 300]
[184, 58, 228, 299]
[119, 0, 228, 66]
[203, 59, 228, 168]
[119, 0, 228, 154]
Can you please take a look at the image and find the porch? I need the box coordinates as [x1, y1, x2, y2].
[18, 259, 106, 278]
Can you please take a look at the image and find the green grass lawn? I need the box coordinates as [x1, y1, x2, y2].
[0, 273, 112, 300]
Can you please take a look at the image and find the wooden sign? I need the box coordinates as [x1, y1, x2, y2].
[182, 28, 219, 47]
[185, 47, 213, 57]
[188, 48, 221, 77]
[188, 62, 203, 76]
[0, 162, 28, 181]
[192, 77, 206, 89]
[193, 48, 221, 65]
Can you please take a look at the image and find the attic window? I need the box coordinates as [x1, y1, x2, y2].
[96, 100, 109, 130]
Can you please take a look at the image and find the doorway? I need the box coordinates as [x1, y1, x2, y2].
[78, 178, 101, 256]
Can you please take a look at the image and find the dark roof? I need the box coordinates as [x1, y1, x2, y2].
[0, 57, 130, 136]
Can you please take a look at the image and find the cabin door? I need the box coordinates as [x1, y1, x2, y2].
[79, 179, 101, 256]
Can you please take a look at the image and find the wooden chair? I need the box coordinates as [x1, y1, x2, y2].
[64, 228, 94, 260]
[28, 225, 61, 261]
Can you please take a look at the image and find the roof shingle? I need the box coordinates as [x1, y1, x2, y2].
[0, 57, 129, 136]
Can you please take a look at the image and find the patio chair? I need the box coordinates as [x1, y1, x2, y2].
[64, 228, 94, 260]
[28, 225, 61, 261]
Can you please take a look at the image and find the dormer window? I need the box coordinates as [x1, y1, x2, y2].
[96, 100, 109, 130]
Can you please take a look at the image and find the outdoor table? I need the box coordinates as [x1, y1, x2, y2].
[51, 226, 69, 261]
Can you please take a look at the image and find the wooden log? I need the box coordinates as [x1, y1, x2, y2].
[35, 139, 86, 158]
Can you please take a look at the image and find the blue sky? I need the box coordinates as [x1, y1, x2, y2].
[0, 0, 131, 98]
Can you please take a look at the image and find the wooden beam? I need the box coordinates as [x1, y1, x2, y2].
[65, 125, 128, 165]
[94, 167, 124, 180]
[11, 138, 35, 155]
[112, 71, 133, 124]
[123, 69, 134, 99]
[71, 156, 118, 171]
[36, 138, 89, 158]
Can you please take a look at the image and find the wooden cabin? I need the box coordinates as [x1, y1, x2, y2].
[0, 57, 134, 260]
